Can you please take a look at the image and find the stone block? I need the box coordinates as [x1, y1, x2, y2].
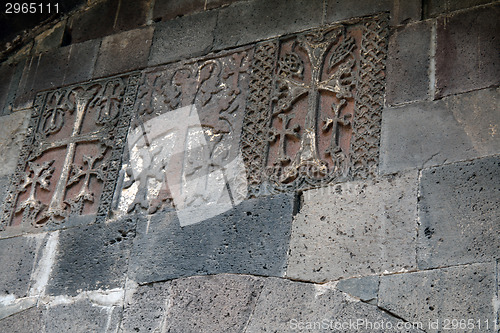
[325, 0, 392, 23]
[43, 297, 122, 333]
[380, 87, 500, 174]
[0, 307, 43, 333]
[153, 0, 205, 21]
[424, 0, 497, 18]
[391, 0, 422, 25]
[0, 63, 16, 116]
[164, 275, 264, 333]
[148, 10, 217, 66]
[46, 217, 135, 296]
[287, 171, 418, 282]
[14, 56, 40, 110]
[206, 0, 236, 10]
[213, 0, 323, 51]
[63, 39, 100, 86]
[120, 281, 171, 333]
[245, 278, 424, 332]
[417, 156, 500, 269]
[0, 109, 31, 177]
[336, 275, 379, 302]
[128, 194, 295, 284]
[435, 4, 500, 98]
[0, 297, 37, 321]
[94, 27, 153, 78]
[114, 0, 150, 32]
[0, 177, 9, 213]
[379, 263, 497, 332]
[386, 20, 432, 105]
[32, 46, 70, 91]
[0, 235, 41, 298]
[33, 21, 65, 54]
[68, 0, 119, 44]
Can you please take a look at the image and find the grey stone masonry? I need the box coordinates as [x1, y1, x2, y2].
[424, 0, 498, 18]
[46, 217, 136, 296]
[287, 171, 418, 282]
[435, 3, 500, 98]
[336, 275, 380, 303]
[0, 307, 43, 333]
[417, 155, 500, 269]
[379, 263, 497, 333]
[245, 277, 424, 332]
[386, 20, 432, 105]
[325, 0, 392, 24]
[0, 110, 31, 177]
[380, 87, 500, 174]
[129, 193, 295, 284]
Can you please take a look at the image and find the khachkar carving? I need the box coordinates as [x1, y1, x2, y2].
[240, 14, 389, 196]
[120, 48, 252, 214]
[0, 74, 140, 230]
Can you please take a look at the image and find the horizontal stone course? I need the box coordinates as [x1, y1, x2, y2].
[128, 194, 295, 284]
[424, 0, 498, 18]
[287, 171, 418, 282]
[380, 87, 500, 174]
[379, 263, 497, 333]
[417, 155, 500, 269]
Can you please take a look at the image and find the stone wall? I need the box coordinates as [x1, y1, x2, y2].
[0, 0, 498, 332]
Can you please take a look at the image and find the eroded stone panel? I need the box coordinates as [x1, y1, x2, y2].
[1, 74, 140, 231]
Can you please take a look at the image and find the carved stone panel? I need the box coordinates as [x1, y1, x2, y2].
[0, 74, 140, 230]
[240, 14, 388, 196]
[119, 48, 252, 217]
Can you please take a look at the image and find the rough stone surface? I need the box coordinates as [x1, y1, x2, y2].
[380, 87, 500, 174]
[0, 177, 8, 209]
[424, 0, 497, 18]
[94, 27, 153, 78]
[129, 194, 295, 284]
[148, 10, 217, 66]
[391, 0, 422, 25]
[246, 278, 423, 332]
[417, 156, 500, 269]
[0, 63, 16, 116]
[435, 4, 500, 98]
[287, 172, 418, 282]
[214, 0, 323, 50]
[386, 20, 432, 105]
[62, 39, 100, 86]
[325, 0, 391, 23]
[33, 21, 65, 54]
[379, 263, 497, 332]
[120, 281, 171, 333]
[0, 235, 41, 298]
[336, 275, 380, 302]
[153, 0, 205, 21]
[113, 0, 150, 32]
[68, 0, 119, 44]
[0, 110, 31, 177]
[46, 217, 135, 296]
[43, 298, 122, 333]
[0, 307, 43, 333]
[0, 297, 37, 321]
[164, 275, 264, 333]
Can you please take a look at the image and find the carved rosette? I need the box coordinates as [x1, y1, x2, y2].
[240, 14, 389, 195]
[1, 74, 140, 229]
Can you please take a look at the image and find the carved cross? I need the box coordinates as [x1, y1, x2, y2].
[322, 113, 352, 158]
[268, 113, 300, 164]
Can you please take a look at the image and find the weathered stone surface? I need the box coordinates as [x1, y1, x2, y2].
[379, 263, 497, 332]
[120, 281, 171, 333]
[43, 297, 122, 333]
[0, 63, 16, 116]
[68, 0, 119, 44]
[0, 297, 37, 321]
[32, 46, 70, 91]
[380, 87, 500, 174]
[94, 27, 153, 78]
[0, 307, 43, 333]
[46, 217, 135, 296]
[148, 10, 217, 66]
[325, 0, 391, 23]
[0, 235, 41, 298]
[0, 110, 30, 177]
[287, 171, 418, 282]
[214, 0, 323, 50]
[33, 21, 65, 54]
[246, 278, 423, 332]
[417, 156, 500, 269]
[336, 275, 379, 302]
[153, 0, 205, 21]
[113, 0, 150, 32]
[14, 55, 42, 110]
[129, 194, 295, 284]
[424, 0, 497, 18]
[391, 0, 422, 25]
[63, 39, 100, 86]
[435, 4, 500, 98]
[386, 20, 432, 105]
[164, 274, 264, 333]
